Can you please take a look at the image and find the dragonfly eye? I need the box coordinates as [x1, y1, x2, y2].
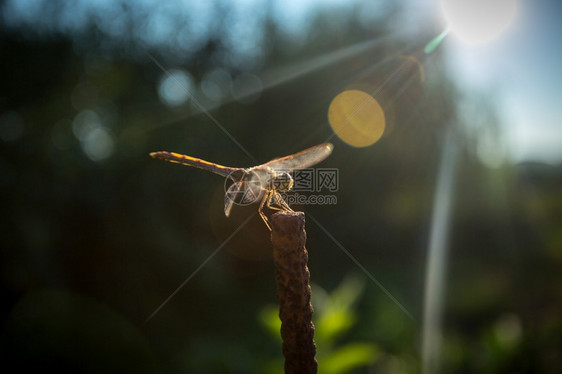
[273, 172, 294, 192]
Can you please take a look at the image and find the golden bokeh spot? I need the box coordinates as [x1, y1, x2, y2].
[328, 89, 385, 148]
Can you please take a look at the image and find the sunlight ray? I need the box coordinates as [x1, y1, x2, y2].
[145, 213, 255, 323]
[421, 130, 459, 374]
[309, 214, 415, 321]
[325, 52, 423, 145]
[260, 36, 395, 92]
[147, 53, 258, 163]
[145, 35, 400, 132]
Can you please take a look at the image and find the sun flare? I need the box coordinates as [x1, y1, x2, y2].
[328, 90, 385, 148]
[440, 0, 518, 45]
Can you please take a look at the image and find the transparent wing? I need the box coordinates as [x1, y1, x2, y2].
[224, 178, 263, 216]
[224, 182, 241, 217]
[263, 143, 333, 172]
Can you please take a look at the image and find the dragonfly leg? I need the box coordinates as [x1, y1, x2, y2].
[258, 190, 273, 231]
[266, 190, 293, 212]
[259, 189, 294, 230]
[275, 191, 293, 212]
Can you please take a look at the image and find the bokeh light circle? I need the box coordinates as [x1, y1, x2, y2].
[157, 69, 193, 107]
[328, 89, 385, 148]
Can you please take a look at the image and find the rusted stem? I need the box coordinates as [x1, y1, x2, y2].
[270, 211, 317, 374]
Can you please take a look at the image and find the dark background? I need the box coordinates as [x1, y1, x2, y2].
[1, 0, 560, 372]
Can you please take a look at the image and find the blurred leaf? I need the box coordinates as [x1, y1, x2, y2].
[316, 307, 355, 345]
[314, 276, 365, 343]
[258, 304, 282, 341]
[260, 276, 377, 373]
[330, 276, 366, 309]
[319, 342, 380, 374]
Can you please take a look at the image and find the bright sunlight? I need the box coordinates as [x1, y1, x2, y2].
[440, 0, 518, 44]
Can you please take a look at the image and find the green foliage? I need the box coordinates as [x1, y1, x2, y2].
[258, 304, 282, 343]
[259, 276, 379, 373]
[319, 343, 379, 374]
[313, 276, 364, 345]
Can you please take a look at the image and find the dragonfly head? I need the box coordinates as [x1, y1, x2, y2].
[272, 172, 294, 192]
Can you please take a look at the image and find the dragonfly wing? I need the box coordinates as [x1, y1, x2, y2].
[224, 176, 264, 216]
[224, 182, 241, 217]
[263, 143, 333, 171]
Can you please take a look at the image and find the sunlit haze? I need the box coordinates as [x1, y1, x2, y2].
[439, 0, 562, 164]
[440, 0, 518, 45]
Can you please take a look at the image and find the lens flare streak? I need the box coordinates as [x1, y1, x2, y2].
[424, 29, 450, 55]
[421, 131, 459, 374]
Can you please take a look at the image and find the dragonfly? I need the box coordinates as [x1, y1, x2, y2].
[150, 143, 334, 230]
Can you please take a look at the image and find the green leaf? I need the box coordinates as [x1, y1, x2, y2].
[331, 276, 365, 309]
[319, 343, 380, 374]
[258, 304, 282, 341]
[316, 308, 355, 344]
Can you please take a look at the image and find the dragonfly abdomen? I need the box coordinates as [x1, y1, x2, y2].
[149, 151, 241, 178]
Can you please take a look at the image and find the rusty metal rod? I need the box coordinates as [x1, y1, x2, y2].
[270, 211, 317, 374]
